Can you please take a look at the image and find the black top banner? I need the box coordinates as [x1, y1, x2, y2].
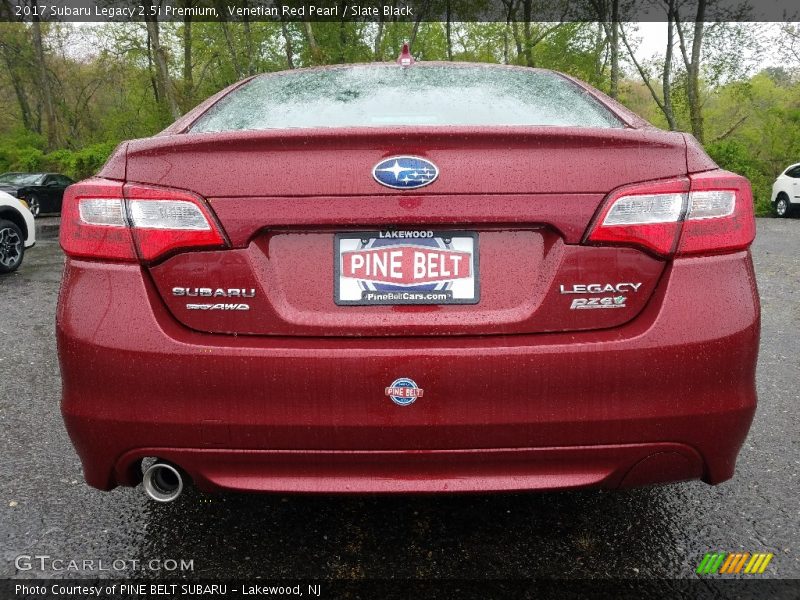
[1, 0, 798, 23]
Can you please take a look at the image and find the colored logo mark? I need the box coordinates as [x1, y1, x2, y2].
[696, 552, 773, 575]
[384, 378, 423, 406]
[373, 156, 439, 190]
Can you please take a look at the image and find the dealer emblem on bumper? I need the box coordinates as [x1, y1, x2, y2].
[385, 378, 423, 406]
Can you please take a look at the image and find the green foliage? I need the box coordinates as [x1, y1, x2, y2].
[51, 143, 117, 180]
[706, 140, 772, 216]
[7, 147, 45, 172]
[703, 70, 800, 216]
[0, 21, 796, 218]
[0, 133, 115, 180]
[530, 23, 600, 83]
[307, 22, 374, 64]
[0, 130, 45, 173]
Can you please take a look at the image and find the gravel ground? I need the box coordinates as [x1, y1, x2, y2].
[0, 219, 797, 583]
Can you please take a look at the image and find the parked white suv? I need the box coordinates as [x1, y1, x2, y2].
[772, 163, 800, 217]
[0, 189, 35, 273]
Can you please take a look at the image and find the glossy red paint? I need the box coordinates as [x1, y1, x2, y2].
[397, 42, 415, 66]
[122, 127, 693, 198]
[148, 234, 665, 336]
[57, 64, 759, 495]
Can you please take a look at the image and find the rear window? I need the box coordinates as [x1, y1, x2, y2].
[190, 65, 623, 132]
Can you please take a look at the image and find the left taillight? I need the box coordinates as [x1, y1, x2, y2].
[60, 179, 136, 261]
[60, 178, 226, 262]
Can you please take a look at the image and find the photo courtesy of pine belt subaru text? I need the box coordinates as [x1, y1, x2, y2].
[56, 55, 759, 501]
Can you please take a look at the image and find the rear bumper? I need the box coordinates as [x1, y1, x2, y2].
[113, 444, 707, 493]
[57, 251, 760, 493]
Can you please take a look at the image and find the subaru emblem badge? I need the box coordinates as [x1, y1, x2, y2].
[373, 156, 439, 190]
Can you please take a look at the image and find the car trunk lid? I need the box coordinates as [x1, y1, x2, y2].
[127, 127, 686, 337]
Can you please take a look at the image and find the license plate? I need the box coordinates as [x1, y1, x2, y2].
[335, 230, 479, 305]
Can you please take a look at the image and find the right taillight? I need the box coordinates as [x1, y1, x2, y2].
[585, 170, 755, 258]
[677, 170, 755, 256]
[60, 178, 227, 263]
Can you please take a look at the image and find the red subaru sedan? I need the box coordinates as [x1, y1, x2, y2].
[57, 61, 759, 502]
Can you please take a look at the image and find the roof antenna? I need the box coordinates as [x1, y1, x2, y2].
[397, 41, 415, 67]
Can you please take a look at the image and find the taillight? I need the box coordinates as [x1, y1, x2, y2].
[60, 179, 136, 261]
[124, 183, 226, 261]
[60, 178, 226, 262]
[585, 170, 755, 258]
[677, 171, 755, 256]
[585, 178, 689, 256]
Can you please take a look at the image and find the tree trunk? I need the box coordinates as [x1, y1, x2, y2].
[373, 12, 384, 60]
[214, 0, 243, 78]
[0, 34, 34, 131]
[688, 4, 706, 142]
[522, 0, 533, 67]
[500, 0, 518, 64]
[243, 1, 255, 76]
[281, 21, 295, 68]
[619, 24, 673, 127]
[274, 0, 295, 68]
[30, 5, 60, 148]
[446, 0, 452, 61]
[675, 0, 706, 142]
[609, 0, 619, 98]
[146, 26, 159, 103]
[662, 1, 676, 130]
[592, 22, 603, 84]
[223, 22, 243, 77]
[144, 0, 181, 121]
[511, 20, 523, 63]
[182, 2, 194, 109]
[302, 22, 323, 64]
[8, 69, 34, 131]
[503, 19, 510, 64]
[339, 19, 348, 63]
[410, 4, 426, 49]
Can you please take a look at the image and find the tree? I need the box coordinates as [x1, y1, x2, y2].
[445, 0, 453, 60]
[592, 0, 620, 98]
[280, 20, 296, 69]
[30, 2, 61, 148]
[302, 22, 323, 64]
[619, 16, 677, 130]
[143, 0, 181, 121]
[181, 0, 194, 109]
[0, 21, 35, 132]
[777, 23, 800, 64]
[674, 0, 706, 142]
[608, 0, 618, 98]
[499, 0, 518, 64]
[0, 18, 791, 219]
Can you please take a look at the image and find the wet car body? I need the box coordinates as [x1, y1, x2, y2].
[56, 62, 759, 497]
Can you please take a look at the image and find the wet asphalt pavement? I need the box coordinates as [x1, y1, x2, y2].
[0, 219, 798, 582]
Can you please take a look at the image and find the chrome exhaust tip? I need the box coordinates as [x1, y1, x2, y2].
[142, 462, 184, 502]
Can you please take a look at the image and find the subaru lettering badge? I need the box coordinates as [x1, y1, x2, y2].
[373, 156, 439, 190]
[385, 378, 424, 406]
